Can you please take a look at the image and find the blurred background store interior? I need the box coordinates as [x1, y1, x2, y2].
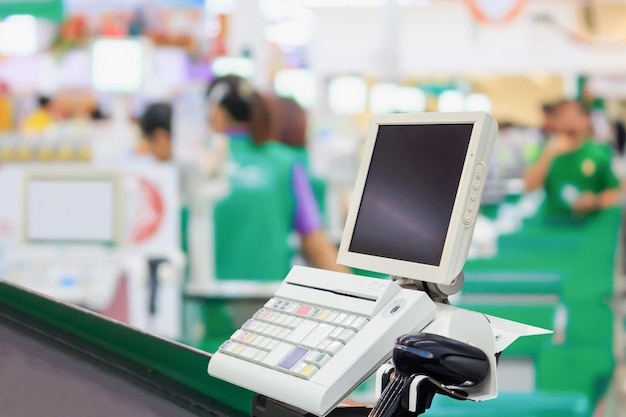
[2, 0, 626, 415]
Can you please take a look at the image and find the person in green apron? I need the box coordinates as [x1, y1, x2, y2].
[206, 75, 347, 281]
[524, 100, 620, 216]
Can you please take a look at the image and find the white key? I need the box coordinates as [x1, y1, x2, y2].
[275, 314, 288, 324]
[231, 329, 244, 340]
[292, 317, 304, 327]
[255, 351, 268, 362]
[317, 339, 331, 351]
[329, 327, 343, 339]
[283, 316, 295, 327]
[324, 341, 343, 355]
[336, 328, 356, 343]
[268, 312, 280, 322]
[304, 350, 321, 362]
[256, 323, 269, 334]
[292, 361, 307, 374]
[285, 320, 318, 344]
[342, 315, 356, 328]
[270, 326, 283, 337]
[350, 317, 368, 331]
[259, 337, 271, 349]
[284, 303, 300, 313]
[301, 323, 335, 348]
[219, 341, 236, 352]
[241, 347, 260, 359]
[325, 312, 338, 322]
[333, 313, 348, 325]
[279, 328, 291, 339]
[267, 339, 279, 350]
[261, 342, 295, 367]
[264, 298, 277, 308]
[251, 336, 265, 347]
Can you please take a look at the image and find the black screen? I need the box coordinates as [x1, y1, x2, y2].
[349, 123, 473, 266]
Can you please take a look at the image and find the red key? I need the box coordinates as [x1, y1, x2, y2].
[295, 306, 313, 316]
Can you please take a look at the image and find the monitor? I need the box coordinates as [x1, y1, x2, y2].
[91, 38, 145, 93]
[337, 112, 498, 285]
[22, 169, 123, 246]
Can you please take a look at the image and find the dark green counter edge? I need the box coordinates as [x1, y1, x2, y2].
[0, 281, 254, 415]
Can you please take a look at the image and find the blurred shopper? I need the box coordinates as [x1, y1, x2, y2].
[22, 96, 55, 134]
[206, 75, 347, 280]
[524, 100, 620, 216]
[0, 82, 13, 131]
[140, 102, 174, 162]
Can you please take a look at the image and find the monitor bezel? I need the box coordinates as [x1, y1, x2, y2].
[22, 168, 124, 247]
[337, 112, 493, 285]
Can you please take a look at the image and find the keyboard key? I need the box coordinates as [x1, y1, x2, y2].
[329, 327, 343, 339]
[255, 351, 268, 362]
[304, 350, 321, 362]
[242, 320, 255, 330]
[316, 310, 331, 321]
[262, 342, 294, 367]
[244, 333, 257, 344]
[342, 315, 356, 328]
[267, 339, 279, 350]
[301, 323, 334, 348]
[279, 328, 290, 339]
[253, 309, 265, 318]
[278, 347, 310, 370]
[251, 336, 265, 347]
[349, 317, 368, 331]
[306, 352, 330, 367]
[259, 337, 271, 349]
[284, 303, 299, 313]
[257, 323, 269, 334]
[231, 329, 244, 340]
[233, 344, 246, 355]
[324, 341, 343, 355]
[308, 308, 321, 318]
[241, 347, 260, 359]
[333, 313, 347, 325]
[264, 299, 277, 308]
[292, 361, 307, 374]
[291, 317, 304, 327]
[268, 312, 280, 322]
[219, 340, 236, 352]
[275, 314, 288, 324]
[283, 316, 295, 327]
[285, 320, 318, 344]
[324, 312, 338, 322]
[295, 305, 313, 316]
[317, 339, 331, 351]
[336, 329, 356, 343]
[270, 326, 283, 337]
[234, 331, 250, 342]
[300, 364, 318, 379]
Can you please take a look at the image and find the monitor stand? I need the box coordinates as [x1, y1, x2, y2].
[391, 271, 465, 303]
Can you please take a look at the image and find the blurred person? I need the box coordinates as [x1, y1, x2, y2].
[22, 96, 55, 134]
[206, 75, 347, 280]
[0, 82, 13, 131]
[524, 100, 620, 216]
[540, 102, 556, 140]
[140, 102, 174, 162]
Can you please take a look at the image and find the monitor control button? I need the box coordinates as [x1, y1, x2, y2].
[470, 194, 477, 201]
[467, 204, 475, 212]
[475, 172, 482, 180]
[472, 183, 480, 191]
[463, 215, 472, 225]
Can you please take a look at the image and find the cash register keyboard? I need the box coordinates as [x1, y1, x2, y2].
[208, 265, 437, 416]
[218, 297, 369, 379]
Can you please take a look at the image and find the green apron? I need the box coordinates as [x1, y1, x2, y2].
[543, 141, 619, 216]
[214, 135, 297, 281]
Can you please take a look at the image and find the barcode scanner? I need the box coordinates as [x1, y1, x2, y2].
[393, 333, 490, 387]
[369, 333, 490, 417]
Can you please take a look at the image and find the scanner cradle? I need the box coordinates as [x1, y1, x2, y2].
[208, 112, 551, 416]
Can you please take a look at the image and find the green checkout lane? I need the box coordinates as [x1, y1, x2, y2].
[0, 281, 254, 416]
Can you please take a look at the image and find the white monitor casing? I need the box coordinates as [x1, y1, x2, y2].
[338, 112, 498, 286]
